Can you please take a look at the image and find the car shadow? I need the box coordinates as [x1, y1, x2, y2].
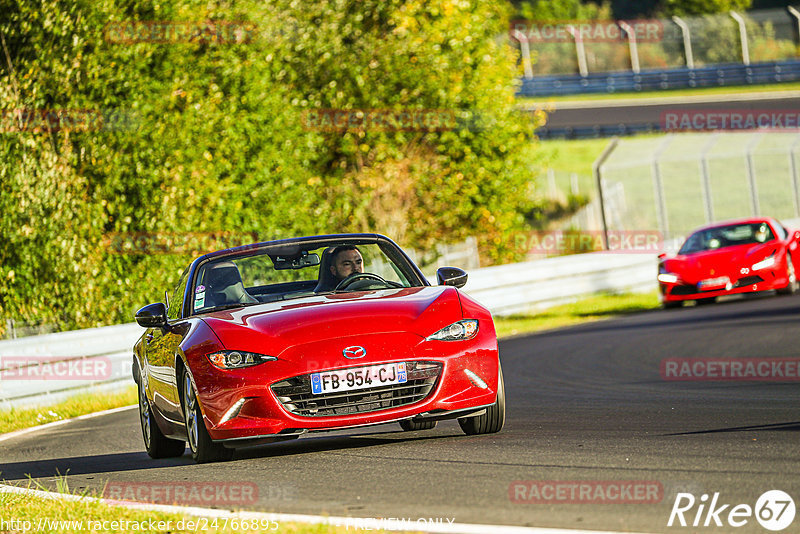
[0, 431, 465, 480]
[232, 429, 464, 460]
[525, 296, 800, 340]
[0, 451, 191, 481]
[664, 420, 800, 436]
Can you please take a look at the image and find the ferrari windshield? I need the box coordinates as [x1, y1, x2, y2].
[678, 222, 775, 255]
[190, 239, 421, 314]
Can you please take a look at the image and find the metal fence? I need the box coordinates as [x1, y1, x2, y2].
[512, 8, 800, 78]
[595, 132, 800, 240]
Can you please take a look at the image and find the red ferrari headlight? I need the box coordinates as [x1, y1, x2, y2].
[206, 351, 276, 370]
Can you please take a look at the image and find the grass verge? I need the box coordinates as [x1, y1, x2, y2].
[494, 291, 660, 338]
[0, 386, 137, 434]
[518, 81, 800, 105]
[0, 487, 398, 533]
[537, 137, 612, 177]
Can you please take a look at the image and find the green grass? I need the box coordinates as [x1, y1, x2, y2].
[0, 483, 401, 533]
[518, 81, 800, 105]
[494, 291, 660, 338]
[534, 137, 614, 196]
[0, 386, 137, 434]
[537, 137, 612, 176]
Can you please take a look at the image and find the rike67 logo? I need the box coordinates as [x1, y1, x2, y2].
[668, 490, 795, 531]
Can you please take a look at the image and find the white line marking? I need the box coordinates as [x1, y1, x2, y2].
[0, 404, 136, 443]
[0, 483, 646, 534]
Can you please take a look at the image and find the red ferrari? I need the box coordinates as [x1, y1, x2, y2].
[133, 234, 504, 463]
[658, 217, 800, 308]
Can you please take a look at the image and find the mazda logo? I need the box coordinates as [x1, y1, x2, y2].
[343, 346, 366, 359]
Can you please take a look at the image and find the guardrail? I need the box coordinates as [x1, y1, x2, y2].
[0, 251, 658, 408]
[0, 323, 141, 409]
[517, 59, 800, 97]
[463, 252, 657, 315]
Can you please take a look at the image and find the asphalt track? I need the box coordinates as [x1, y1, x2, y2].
[2, 292, 800, 533]
[531, 92, 800, 133]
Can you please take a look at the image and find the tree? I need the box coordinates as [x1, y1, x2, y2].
[662, 0, 753, 16]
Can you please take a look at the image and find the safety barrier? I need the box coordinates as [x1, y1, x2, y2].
[518, 60, 800, 97]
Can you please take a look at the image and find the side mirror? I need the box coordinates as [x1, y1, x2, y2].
[657, 253, 667, 260]
[436, 267, 468, 289]
[135, 302, 168, 328]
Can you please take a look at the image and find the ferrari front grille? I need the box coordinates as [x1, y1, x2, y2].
[670, 284, 698, 296]
[270, 361, 442, 417]
[734, 275, 764, 287]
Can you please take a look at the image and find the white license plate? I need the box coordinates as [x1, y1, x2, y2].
[311, 363, 407, 395]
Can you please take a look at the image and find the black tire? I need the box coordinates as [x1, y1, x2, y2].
[662, 301, 683, 309]
[695, 297, 716, 306]
[399, 419, 437, 431]
[182, 369, 234, 464]
[458, 365, 505, 436]
[138, 369, 185, 459]
[777, 256, 797, 295]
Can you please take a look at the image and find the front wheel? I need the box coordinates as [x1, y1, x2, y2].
[458, 365, 505, 435]
[777, 256, 797, 295]
[182, 369, 234, 464]
[138, 369, 185, 459]
[662, 300, 683, 309]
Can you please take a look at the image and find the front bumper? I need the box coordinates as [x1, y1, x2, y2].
[189, 332, 500, 442]
[660, 269, 787, 302]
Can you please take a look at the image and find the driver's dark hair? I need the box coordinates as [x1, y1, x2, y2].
[330, 245, 361, 262]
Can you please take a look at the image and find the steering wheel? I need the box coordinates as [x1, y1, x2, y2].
[334, 272, 391, 291]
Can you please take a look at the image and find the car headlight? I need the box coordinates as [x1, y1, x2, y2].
[752, 254, 776, 271]
[427, 320, 479, 341]
[657, 273, 679, 284]
[206, 351, 276, 370]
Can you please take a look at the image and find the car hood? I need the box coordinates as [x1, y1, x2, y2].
[201, 286, 463, 356]
[664, 242, 779, 282]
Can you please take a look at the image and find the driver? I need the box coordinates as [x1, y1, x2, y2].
[329, 245, 364, 285]
[754, 224, 769, 243]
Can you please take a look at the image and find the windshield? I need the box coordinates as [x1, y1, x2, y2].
[678, 222, 775, 255]
[190, 241, 418, 314]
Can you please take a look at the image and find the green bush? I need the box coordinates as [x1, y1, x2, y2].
[0, 0, 541, 334]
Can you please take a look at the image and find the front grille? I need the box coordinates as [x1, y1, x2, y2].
[734, 275, 764, 287]
[670, 284, 698, 296]
[270, 361, 442, 417]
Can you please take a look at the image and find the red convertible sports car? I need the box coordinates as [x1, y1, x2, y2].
[658, 217, 800, 308]
[133, 233, 504, 463]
